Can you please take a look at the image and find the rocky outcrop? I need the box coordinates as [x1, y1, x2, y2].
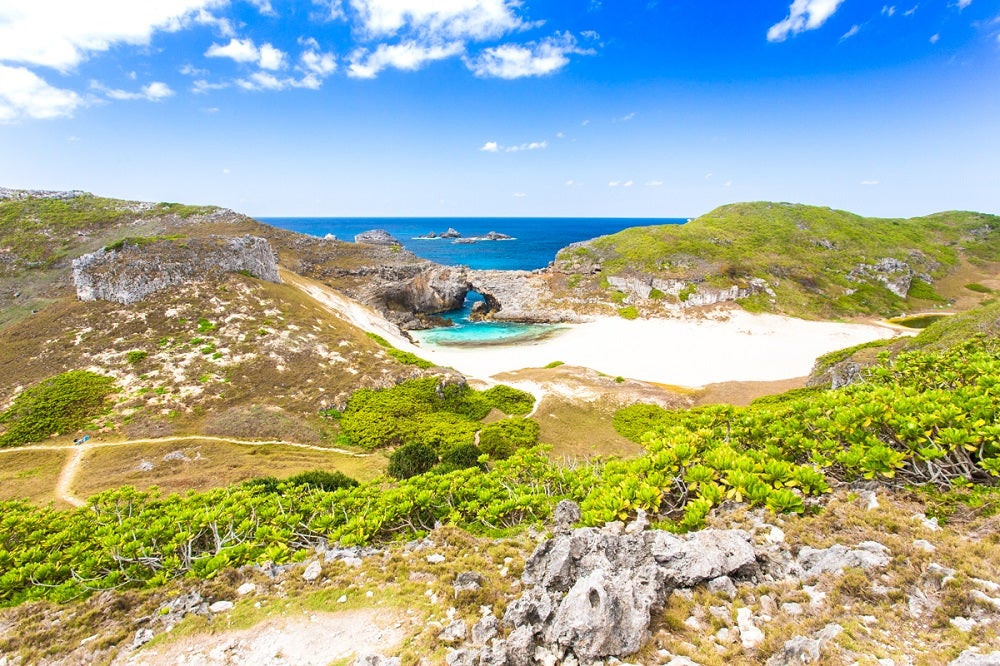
[606, 274, 775, 308]
[453, 502, 758, 665]
[380, 266, 470, 317]
[848, 257, 914, 298]
[73, 235, 280, 305]
[355, 229, 401, 246]
[0, 187, 89, 201]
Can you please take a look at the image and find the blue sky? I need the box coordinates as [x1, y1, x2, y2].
[1, 0, 998, 218]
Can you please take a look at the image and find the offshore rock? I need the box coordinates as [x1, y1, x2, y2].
[73, 235, 279, 305]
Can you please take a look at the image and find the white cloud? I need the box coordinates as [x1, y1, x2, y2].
[645, 180, 663, 187]
[841, 24, 861, 40]
[479, 139, 547, 153]
[192, 79, 229, 93]
[860, 179, 880, 185]
[513, 192, 527, 198]
[348, 0, 527, 41]
[248, 0, 277, 16]
[882, 5, 896, 16]
[206, 38, 261, 64]
[180, 63, 209, 76]
[957, 0, 972, 8]
[94, 80, 175, 101]
[617, 111, 636, 122]
[904, 6, 918, 16]
[556, 131, 565, 139]
[299, 39, 337, 76]
[565, 179, 575, 186]
[0, 64, 82, 122]
[767, 0, 846, 42]
[465, 32, 591, 79]
[581, 119, 590, 126]
[0, 0, 224, 71]
[348, 41, 464, 78]
[580, 30, 600, 40]
[623, 180, 634, 187]
[930, 33, 940, 43]
[608, 180, 620, 187]
[235, 71, 324, 91]
[258, 44, 286, 70]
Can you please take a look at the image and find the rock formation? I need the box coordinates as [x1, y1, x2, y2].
[73, 235, 280, 305]
[355, 229, 402, 246]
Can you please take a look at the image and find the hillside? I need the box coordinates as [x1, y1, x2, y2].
[551, 202, 1000, 319]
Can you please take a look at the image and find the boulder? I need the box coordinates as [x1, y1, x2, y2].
[441, 228, 462, 238]
[797, 541, 891, 580]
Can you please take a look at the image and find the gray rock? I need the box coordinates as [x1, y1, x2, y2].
[439, 619, 468, 643]
[352, 655, 402, 666]
[797, 541, 890, 580]
[445, 649, 479, 666]
[208, 600, 233, 613]
[441, 228, 462, 238]
[236, 582, 256, 596]
[472, 613, 500, 646]
[132, 628, 155, 649]
[553, 500, 582, 533]
[505, 625, 537, 666]
[73, 235, 280, 304]
[706, 576, 737, 600]
[454, 571, 484, 594]
[302, 560, 322, 581]
[354, 229, 401, 245]
[766, 623, 842, 665]
[949, 650, 1000, 666]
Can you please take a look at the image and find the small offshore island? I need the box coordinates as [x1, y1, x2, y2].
[1, 188, 1000, 665]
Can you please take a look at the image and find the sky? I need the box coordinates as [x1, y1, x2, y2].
[0, 0, 998, 218]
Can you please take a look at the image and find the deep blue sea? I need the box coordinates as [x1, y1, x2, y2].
[261, 216, 686, 345]
[261, 217, 686, 271]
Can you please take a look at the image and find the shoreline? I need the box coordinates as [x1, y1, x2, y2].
[404, 311, 911, 387]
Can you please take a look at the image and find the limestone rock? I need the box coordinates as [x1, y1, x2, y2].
[949, 650, 1000, 665]
[208, 600, 233, 613]
[353, 655, 402, 666]
[355, 229, 401, 246]
[302, 560, 322, 581]
[766, 623, 843, 665]
[454, 572, 484, 594]
[439, 620, 468, 643]
[797, 541, 890, 580]
[73, 235, 280, 304]
[132, 628, 155, 649]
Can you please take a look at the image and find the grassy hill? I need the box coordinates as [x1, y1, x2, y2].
[553, 201, 1000, 319]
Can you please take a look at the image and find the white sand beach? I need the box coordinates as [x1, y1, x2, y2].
[406, 311, 908, 387]
[289, 273, 908, 388]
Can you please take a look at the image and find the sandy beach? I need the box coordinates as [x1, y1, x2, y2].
[405, 311, 908, 387]
[289, 273, 908, 388]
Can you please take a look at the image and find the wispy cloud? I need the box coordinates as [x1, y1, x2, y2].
[0, 64, 82, 122]
[768, 0, 846, 42]
[95, 80, 175, 102]
[465, 33, 593, 79]
[349, 0, 529, 41]
[479, 139, 548, 153]
[616, 111, 637, 122]
[840, 24, 861, 40]
[930, 33, 940, 43]
[645, 180, 663, 187]
[957, 0, 972, 9]
[860, 179, 881, 185]
[348, 41, 464, 78]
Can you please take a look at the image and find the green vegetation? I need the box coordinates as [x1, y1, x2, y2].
[888, 314, 950, 329]
[478, 418, 540, 459]
[618, 305, 639, 320]
[125, 350, 148, 365]
[0, 371, 117, 447]
[1, 336, 999, 605]
[284, 470, 359, 492]
[335, 377, 535, 452]
[557, 202, 1000, 318]
[966, 282, 993, 294]
[543, 361, 565, 369]
[364, 331, 434, 368]
[103, 234, 186, 253]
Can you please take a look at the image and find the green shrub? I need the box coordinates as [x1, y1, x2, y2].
[544, 361, 565, 369]
[126, 350, 147, 365]
[648, 288, 665, 300]
[440, 443, 484, 470]
[618, 306, 639, 320]
[0, 371, 117, 447]
[388, 442, 439, 479]
[610, 290, 627, 304]
[364, 331, 433, 368]
[482, 385, 535, 416]
[478, 418, 540, 460]
[678, 284, 696, 302]
[612, 403, 670, 442]
[285, 470, 359, 491]
[966, 283, 993, 294]
[908, 279, 946, 302]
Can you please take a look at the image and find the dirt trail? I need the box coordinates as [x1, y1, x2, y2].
[1, 435, 372, 508]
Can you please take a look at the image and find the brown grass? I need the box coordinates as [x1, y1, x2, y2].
[536, 396, 643, 460]
[72, 440, 386, 500]
[0, 448, 69, 506]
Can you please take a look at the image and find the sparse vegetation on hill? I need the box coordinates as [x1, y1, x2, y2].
[0, 370, 116, 447]
[555, 202, 1000, 318]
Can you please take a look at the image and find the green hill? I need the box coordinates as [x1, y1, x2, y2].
[554, 202, 1000, 318]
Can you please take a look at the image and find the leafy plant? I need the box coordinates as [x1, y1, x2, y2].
[388, 442, 439, 479]
[0, 371, 117, 447]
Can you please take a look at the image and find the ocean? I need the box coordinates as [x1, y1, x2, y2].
[261, 216, 686, 345]
[261, 217, 686, 271]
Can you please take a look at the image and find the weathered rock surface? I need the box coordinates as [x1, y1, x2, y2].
[766, 623, 843, 665]
[73, 235, 280, 304]
[949, 650, 1000, 666]
[848, 257, 914, 298]
[464, 506, 758, 664]
[354, 229, 401, 246]
[797, 541, 891, 580]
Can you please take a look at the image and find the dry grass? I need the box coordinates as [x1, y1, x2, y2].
[71, 439, 386, 499]
[536, 396, 643, 460]
[0, 448, 69, 506]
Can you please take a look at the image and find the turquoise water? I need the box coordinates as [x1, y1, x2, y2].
[262, 216, 686, 345]
[411, 293, 567, 347]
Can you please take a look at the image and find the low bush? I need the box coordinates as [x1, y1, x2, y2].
[0, 371, 117, 447]
[388, 442, 438, 479]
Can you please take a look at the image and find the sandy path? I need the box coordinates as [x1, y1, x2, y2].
[115, 609, 407, 666]
[1, 435, 371, 508]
